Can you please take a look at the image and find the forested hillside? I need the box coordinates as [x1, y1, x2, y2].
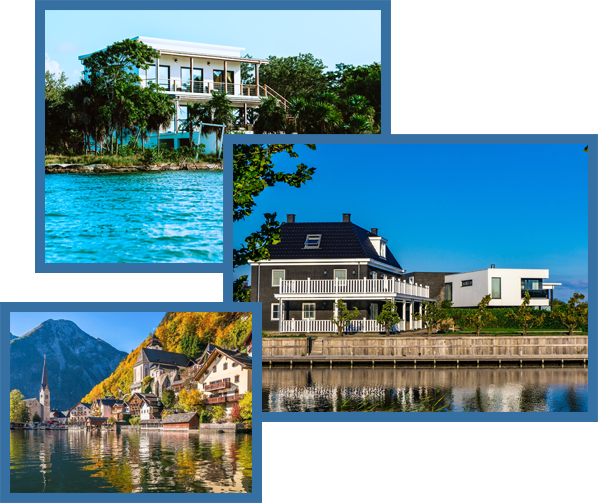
[81, 312, 251, 403]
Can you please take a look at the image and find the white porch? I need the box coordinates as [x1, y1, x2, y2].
[279, 278, 430, 298]
[280, 317, 421, 334]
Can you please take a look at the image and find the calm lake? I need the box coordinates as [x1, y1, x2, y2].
[45, 171, 223, 263]
[262, 367, 588, 412]
[10, 429, 251, 493]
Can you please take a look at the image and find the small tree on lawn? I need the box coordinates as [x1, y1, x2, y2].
[413, 300, 446, 336]
[506, 291, 546, 335]
[376, 300, 402, 335]
[330, 299, 360, 337]
[211, 405, 226, 423]
[462, 295, 497, 336]
[550, 293, 588, 335]
[161, 388, 176, 409]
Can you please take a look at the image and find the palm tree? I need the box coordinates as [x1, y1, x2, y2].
[178, 102, 209, 149]
[288, 97, 307, 134]
[208, 91, 235, 157]
[253, 97, 287, 134]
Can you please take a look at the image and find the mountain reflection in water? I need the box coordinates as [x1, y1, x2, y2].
[262, 368, 588, 412]
[10, 429, 251, 493]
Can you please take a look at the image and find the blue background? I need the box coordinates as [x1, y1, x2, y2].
[27, 0, 598, 502]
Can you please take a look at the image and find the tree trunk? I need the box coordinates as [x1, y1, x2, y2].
[476, 327, 481, 337]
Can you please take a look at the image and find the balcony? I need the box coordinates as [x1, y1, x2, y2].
[278, 278, 430, 299]
[280, 318, 422, 334]
[204, 396, 226, 405]
[205, 381, 231, 392]
[523, 289, 550, 299]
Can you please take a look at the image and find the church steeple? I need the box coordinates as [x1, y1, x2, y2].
[41, 355, 49, 390]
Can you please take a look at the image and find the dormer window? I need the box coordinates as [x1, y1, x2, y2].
[304, 234, 321, 249]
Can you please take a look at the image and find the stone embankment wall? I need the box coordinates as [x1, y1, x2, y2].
[262, 336, 588, 358]
[45, 163, 222, 174]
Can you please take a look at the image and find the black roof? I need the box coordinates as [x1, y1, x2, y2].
[138, 348, 190, 367]
[267, 222, 402, 269]
[217, 348, 252, 368]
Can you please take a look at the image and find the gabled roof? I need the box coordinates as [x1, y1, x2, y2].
[162, 412, 198, 424]
[137, 348, 190, 368]
[192, 346, 252, 382]
[66, 402, 90, 415]
[99, 399, 123, 407]
[265, 222, 402, 269]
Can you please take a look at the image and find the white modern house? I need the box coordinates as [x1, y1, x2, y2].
[79, 36, 288, 152]
[444, 267, 557, 309]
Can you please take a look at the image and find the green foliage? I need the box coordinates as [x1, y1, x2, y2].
[211, 405, 226, 423]
[233, 144, 316, 300]
[107, 417, 116, 424]
[45, 71, 69, 102]
[129, 416, 141, 426]
[199, 410, 212, 424]
[141, 376, 154, 394]
[461, 295, 498, 336]
[413, 301, 447, 336]
[179, 333, 203, 360]
[330, 299, 361, 337]
[506, 291, 546, 335]
[10, 390, 30, 423]
[161, 388, 176, 409]
[550, 293, 588, 335]
[239, 391, 252, 424]
[233, 276, 251, 302]
[260, 53, 329, 99]
[440, 300, 453, 309]
[376, 300, 402, 335]
[253, 97, 288, 134]
[32, 412, 41, 423]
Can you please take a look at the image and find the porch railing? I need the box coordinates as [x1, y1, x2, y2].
[280, 318, 422, 333]
[205, 381, 231, 392]
[279, 278, 430, 298]
[142, 78, 267, 98]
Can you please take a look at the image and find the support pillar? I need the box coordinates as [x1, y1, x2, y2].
[409, 302, 413, 331]
[155, 56, 160, 87]
[244, 102, 248, 127]
[402, 301, 406, 331]
[255, 63, 260, 96]
[279, 298, 283, 334]
[223, 60, 228, 94]
[190, 57, 194, 92]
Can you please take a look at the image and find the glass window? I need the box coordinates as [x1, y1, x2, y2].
[370, 303, 379, 320]
[380, 242, 386, 258]
[445, 283, 453, 301]
[492, 277, 501, 299]
[334, 269, 347, 281]
[223, 363, 228, 370]
[272, 270, 285, 286]
[271, 303, 280, 320]
[304, 234, 322, 248]
[146, 64, 170, 90]
[372, 271, 378, 280]
[461, 280, 472, 287]
[181, 67, 203, 92]
[302, 303, 316, 320]
[235, 375, 240, 383]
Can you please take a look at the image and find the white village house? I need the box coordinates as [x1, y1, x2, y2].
[79, 36, 289, 152]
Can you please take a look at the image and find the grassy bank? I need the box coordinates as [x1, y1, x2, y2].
[264, 330, 588, 338]
[45, 153, 222, 167]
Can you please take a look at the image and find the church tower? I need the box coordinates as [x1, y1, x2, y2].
[39, 355, 50, 422]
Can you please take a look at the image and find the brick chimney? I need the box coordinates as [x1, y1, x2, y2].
[287, 214, 295, 223]
[371, 228, 378, 236]
[342, 213, 351, 223]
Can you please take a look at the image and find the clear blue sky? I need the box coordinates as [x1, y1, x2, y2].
[45, 10, 381, 83]
[233, 144, 589, 301]
[10, 312, 166, 353]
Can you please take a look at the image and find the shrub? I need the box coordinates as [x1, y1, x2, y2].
[211, 405, 226, 423]
[199, 410, 212, 424]
[229, 403, 243, 423]
[129, 416, 141, 426]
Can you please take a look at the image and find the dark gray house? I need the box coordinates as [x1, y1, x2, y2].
[250, 214, 431, 333]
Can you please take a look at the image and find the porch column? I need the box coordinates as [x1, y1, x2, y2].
[255, 63, 259, 95]
[223, 60, 228, 94]
[155, 56, 160, 86]
[409, 302, 413, 330]
[418, 302, 422, 330]
[401, 301, 406, 331]
[279, 298, 283, 334]
[174, 100, 179, 133]
[244, 102, 247, 127]
[190, 57, 193, 92]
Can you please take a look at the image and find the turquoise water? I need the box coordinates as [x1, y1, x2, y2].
[45, 172, 223, 263]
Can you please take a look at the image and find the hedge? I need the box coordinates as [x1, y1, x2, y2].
[443, 307, 587, 332]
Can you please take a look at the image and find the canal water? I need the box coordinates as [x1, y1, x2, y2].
[10, 429, 251, 493]
[45, 171, 223, 263]
[262, 368, 588, 412]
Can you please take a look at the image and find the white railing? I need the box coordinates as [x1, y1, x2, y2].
[141, 78, 267, 98]
[280, 318, 423, 333]
[279, 278, 430, 298]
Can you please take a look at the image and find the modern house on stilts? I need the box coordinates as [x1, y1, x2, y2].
[250, 214, 431, 334]
[78, 36, 290, 151]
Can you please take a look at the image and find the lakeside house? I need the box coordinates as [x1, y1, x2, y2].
[192, 347, 252, 416]
[250, 214, 431, 334]
[66, 402, 91, 425]
[79, 36, 286, 151]
[90, 398, 125, 418]
[162, 412, 199, 430]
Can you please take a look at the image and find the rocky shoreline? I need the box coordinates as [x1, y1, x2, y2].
[45, 163, 223, 174]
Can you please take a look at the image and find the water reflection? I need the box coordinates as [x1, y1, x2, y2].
[10, 430, 251, 493]
[262, 368, 588, 412]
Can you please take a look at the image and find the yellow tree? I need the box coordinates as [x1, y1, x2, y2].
[506, 291, 546, 335]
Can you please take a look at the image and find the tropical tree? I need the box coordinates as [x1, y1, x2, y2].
[10, 390, 30, 423]
[209, 91, 235, 156]
[550, 293, 588, 335]
[288, 97, 307, 134]
[233, 144, 316, 300]
[330, 299, 361, 337]
[376, 300, 402, 335]
[253, 97, 287, 134]
[506, 291, 547, 336]
[259, 53, 328, 98]
[413, 300, 447, 337]
[462, 295, 497, 336]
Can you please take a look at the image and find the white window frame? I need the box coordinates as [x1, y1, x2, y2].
[271, 303, 280, 320]
[380, 242, 386, 258]
[302, 303, 316, 320]
[272, 269, 285, 287]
